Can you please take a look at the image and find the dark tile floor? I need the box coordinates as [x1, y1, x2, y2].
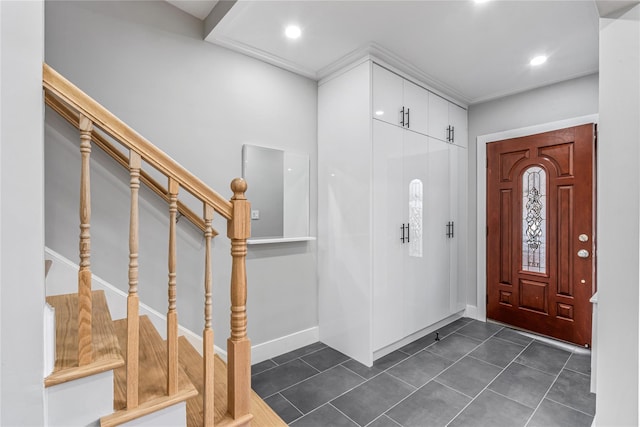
[252, 318, 595, 427]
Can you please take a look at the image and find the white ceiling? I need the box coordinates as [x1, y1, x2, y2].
[169, 0, 601, 105]
[166, 0, 219, 20]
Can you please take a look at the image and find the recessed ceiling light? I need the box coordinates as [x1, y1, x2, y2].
[474, 0, 490, 4]
[530, 55, 548, 66]
[285, 25, 301, 40]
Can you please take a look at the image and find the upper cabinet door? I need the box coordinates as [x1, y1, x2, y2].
[403, 80, 428, 135]
[449, 103, 468, 148]
[372, 64, 403, 127]
[428, 94, 449, 142]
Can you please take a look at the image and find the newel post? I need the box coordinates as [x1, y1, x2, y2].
[227, 178, 251, 419]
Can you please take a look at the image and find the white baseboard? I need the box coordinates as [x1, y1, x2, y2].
[251, 327, 319, 364]
[464, 304, 479, 320]
[44, 247, 315, 365]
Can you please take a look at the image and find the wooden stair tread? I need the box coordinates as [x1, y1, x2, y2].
[178, 336, 286, 427]
[101, 315, 197, 427]
[45, 290, 124, 387]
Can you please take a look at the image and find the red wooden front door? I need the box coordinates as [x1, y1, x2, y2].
[486, 124, 596, 347]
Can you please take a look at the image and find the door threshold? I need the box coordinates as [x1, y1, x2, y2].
[487, 319, 591, 355]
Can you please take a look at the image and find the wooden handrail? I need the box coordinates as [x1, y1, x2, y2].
[44, 62, 252, 425]
[44, 92, 214, 235]
[43, 63, 233, 220]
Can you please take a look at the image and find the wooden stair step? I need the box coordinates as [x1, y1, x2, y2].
[101, 315, 197, 427]
[45, 290, 124, 387]
[178, 336, 286, 427]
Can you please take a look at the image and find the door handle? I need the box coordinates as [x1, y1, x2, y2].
[577, 249, 589, 258]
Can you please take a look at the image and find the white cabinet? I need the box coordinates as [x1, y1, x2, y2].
[372, 121, 405, 349]
[373, 121, 444, 349]
[319, 59, 467, 366]
[373, 63, 467, 147]
[428, 94, 468, 148]
[373, 64, 428, 135]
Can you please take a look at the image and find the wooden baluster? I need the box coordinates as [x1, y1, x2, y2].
[227, 178, 251, 418]
[78, 114, 93, 366]
[127, 151, 142, 408]
[167, 178, 179, 395]
[203, 204, 215, 426]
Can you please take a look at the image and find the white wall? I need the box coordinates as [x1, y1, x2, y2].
[0, 0, 46, 425]
[466, 74, 599, 306]
[595, 5, 640, 425]
[44, 1, 318, 354]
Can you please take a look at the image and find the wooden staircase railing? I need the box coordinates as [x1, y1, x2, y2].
[43, 63, 252, 426]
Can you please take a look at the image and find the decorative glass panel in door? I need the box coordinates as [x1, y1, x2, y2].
[521, 166, 546, 273]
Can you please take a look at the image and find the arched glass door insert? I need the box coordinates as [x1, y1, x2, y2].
[522, 166, 546, 273]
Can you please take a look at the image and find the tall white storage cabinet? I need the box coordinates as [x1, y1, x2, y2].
[319, 60, 468, 366]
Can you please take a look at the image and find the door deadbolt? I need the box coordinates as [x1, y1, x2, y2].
[577, 249, 589, 258]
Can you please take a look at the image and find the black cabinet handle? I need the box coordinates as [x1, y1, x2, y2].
[406, 108, 410, 128]
[446, 221, 455, 238]
[407, 223, 410, 242]
[400, 107, 405, 127]
[451, 126, 455, 143]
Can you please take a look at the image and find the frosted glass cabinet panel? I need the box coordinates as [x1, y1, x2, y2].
[402, 131, 434, 338]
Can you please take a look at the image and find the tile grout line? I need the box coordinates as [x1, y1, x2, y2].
[445, 337, 535, 426]
[523, 350, 574, 426]
[270, 343, 328, 367]
[251, 359, 278, 377]
[274, 392, 304, 423]
[258, 358, 326, 400]
[465, 353, 516, 370]
[382, 371, 420, 391]
[282, 365, 376, 422]
[252, 343, 329, 377]
[399, 321, 473, 356]
[288, 404, 324, 426]
[432, 378, 477, 400]
[328, 402, 366, 427]
[339, 361, 374, 381]
[545, 396, 596, 418]
[365, 414, 403, 427]
[380, 327, 505, 425]
[563, 366, 592, 378]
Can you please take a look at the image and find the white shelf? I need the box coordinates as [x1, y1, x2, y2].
[247, 236, 316, 245]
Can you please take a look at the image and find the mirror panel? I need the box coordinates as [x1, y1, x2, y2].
[242, 144, 310, 239]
